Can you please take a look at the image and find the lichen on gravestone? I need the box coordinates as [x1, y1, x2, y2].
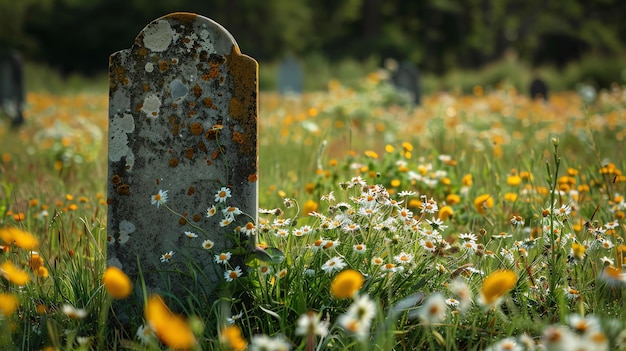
[107, 12, 258, 323]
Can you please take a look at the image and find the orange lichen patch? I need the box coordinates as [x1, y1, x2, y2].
[115, 184, 130, 196]
[158, 61, 169, 72]
[187, 187, 195, 196]
[208, 62, 221, 79]
[202, 97, 214, 108]
[232, 131, 244, 144]
[137, 47, 149, 57]
[109, 64, 127, 91]
[189, 122, 203, 135]
[143, 84, 151, 92]
[169, 158, 179, 168]
[212, 150, 220, 160]
[179, 217, 187, 226]
[184, 148, 194, 160]
[111, 175, 122, 185]
[193, 214, 201, 222]
[168, 115, 180, 135]
[226, 45, 258, 177]
[205, 129, 217, 141]
[248, 174, 258, 182]
[193, 85, 202, 98]
[197, 141, 207, 153]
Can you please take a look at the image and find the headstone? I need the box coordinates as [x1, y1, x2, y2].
[391, 60, 421, 105]
[530, 77, 548, 101]
[277, 55, 303, 95]
[0, 50, 25, 127]
[107, 12, 258, 322]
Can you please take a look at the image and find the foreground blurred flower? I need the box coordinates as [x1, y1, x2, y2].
[296, 311, 329, 337]
[102, 266, 133, 299]
[0, 293, 18, 317]
[62, 304, 88, 319]
[474, 194, 494, 215]
[601, 266, 626, 286]
[220, 325, 248, 351]
[1, 261, 29, 285]
[338, 295, 377, 341]
[249, 334, 291, 351]
[331, 269, 364, 299]
[416, 293, 447, 325]
[145, 294, 197, 349]
[479, 269, 517, 307]
[0, 227, 39, 249]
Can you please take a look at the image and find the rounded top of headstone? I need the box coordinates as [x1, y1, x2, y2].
[133, 12, 241, 56]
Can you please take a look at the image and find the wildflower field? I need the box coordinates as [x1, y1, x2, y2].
[1, 73, 626, 350]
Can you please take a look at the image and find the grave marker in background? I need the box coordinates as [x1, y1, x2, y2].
[277, 55, 303, 95]
[0, 50, 25, 127]
[107, 12, 258, 322]
[391, 60, 421, 105]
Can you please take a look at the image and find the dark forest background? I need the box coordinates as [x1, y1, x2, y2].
[1, 0, 625, 87]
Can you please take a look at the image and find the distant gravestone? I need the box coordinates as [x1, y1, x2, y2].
[107, 12, 258, 321]
[0, 50, 25, 127]
[391, 61, 421, 105]
[530, 77, 548, 101]
[277, 56, 303, 95]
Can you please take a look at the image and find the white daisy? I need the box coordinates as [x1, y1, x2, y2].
[150, 189, 168, 208]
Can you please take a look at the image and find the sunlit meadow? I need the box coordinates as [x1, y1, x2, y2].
[1, 72, 626, 350]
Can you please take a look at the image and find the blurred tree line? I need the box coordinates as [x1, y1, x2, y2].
[1, 0, 625, 76]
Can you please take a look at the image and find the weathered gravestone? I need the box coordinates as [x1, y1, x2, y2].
[277, 56, 303, 95]
[0, 50, 25, 127]
[530, 77, 548, 101]
[391, 61, 421, 105]
[107, 12, 258, 322]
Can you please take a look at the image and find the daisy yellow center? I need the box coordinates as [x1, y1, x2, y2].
[229, 271, 239, 279]
[154, 194, 162, 201]
[425, 241, 435, 249]
[219, 254, 227, 260]
[219, 191, 226, 198]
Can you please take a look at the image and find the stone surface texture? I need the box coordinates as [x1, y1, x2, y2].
[107, 12, 257, 317]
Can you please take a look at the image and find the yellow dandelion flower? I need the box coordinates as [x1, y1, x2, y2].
[0, 293, 19, 317]
[571, 242, 585, 261]
[402, 142, 413, 152]
[0, 227, 39, 249]
[390, 179, 401, 187]
[479, 269, 517, 307]
[507, 175, 522, 186]
[330, 269, 364, 299]
[102, 266, 133, 299]
[221, 325, 248, 351]
[446, 194, 461, 205]
[364, 150, 378, 159]
[438, 206, 454, 221]
[35, 266, 49, 278]
[385, 144, 395, 153]
[504, 192, 518, 202]
[145, 295, 197, 350]
[1, 261, 30, 286]
[303, 200, 318, 215]
[462, 174, 473, 186]
[474, 194, 494, 215]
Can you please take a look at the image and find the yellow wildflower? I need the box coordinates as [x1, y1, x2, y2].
[474, 194, 494, 215]
[331, 269, 364, 299]
[145, 295, 197, 350]
[479, 269, 517, 307]
[102, 266, 133, 299]
[0, 293, 18, 317]
[1, 261, 30, 285]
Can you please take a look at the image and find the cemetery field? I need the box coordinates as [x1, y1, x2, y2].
[1, 74, 626, 350]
